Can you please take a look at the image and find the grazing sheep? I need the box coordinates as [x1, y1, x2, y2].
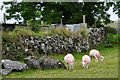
[64, 53, 74, 70]
[89, 49, 104, 62]
[82, 55, 91, 68]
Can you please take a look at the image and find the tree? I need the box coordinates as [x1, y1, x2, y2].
[42, 2, 113, 25]
[1, 2, 115, 26]
[113, 2, 120, 18]
[1, 2, 42, 24]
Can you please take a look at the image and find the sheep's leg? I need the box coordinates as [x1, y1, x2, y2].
[72, 65, 74, 69]
[86, 64, 88, 68]
[94, 55, 98, 62]
[69, 64, 72, 70]
[90, 56, 92, 60]
[71, 64, 73, 69]
[67, 64, 69, 70]
[83, 64, 86, 68]
[83, 65, 85, 68]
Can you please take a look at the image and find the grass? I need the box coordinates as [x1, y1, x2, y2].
[47, 27, 88, 38]
[2, 27, 88, 42]
[2, 43, 118, 78]
[2, 27, 46, 42]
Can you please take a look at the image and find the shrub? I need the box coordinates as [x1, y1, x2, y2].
[105, 26, 117, 35]
[2, 31, 19, 42]
[96, 24, 105, 28]
[107, 33, 119, 43]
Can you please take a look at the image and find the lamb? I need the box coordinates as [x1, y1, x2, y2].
[82, 55, 91, 68]
[64, 53, 74, 70]
[89, 49, 104, 62]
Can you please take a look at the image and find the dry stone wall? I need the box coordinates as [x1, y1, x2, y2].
[2, 27, 107, 60]
[21, 27, 106, 54]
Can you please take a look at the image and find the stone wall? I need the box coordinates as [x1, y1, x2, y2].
[2, 27, 107, 60]
[21, 27, 107, 54]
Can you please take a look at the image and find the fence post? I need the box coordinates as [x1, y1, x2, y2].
[4, 13, 6, 24]
[83, 15, 85, 23]
[60, 18, 62, 25]
[94, 19, 96, 28]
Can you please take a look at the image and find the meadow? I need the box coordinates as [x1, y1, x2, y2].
[2, 43, 118, 78]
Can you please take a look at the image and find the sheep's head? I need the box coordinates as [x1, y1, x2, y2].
[100, 56, 104, 61]
[57, 61, 67, 69]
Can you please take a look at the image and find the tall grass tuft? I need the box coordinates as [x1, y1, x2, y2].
[47, 27, 71, 37]
[2, 27, 46, 42]
[47, 27, 88, 38]
[77, 24, 88, 38]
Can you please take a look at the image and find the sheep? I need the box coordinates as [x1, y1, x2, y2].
[82, 55, 91, 68]
[64, 53, 74, 70]
[89, 49, 104, 62]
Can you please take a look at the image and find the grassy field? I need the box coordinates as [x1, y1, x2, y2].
[2, 43, 118, 78]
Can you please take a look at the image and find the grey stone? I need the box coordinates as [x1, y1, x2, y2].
[1, 59, 28, 71]
[30, 36, 34, 40]
[47, 36, 51, 39]
[0, 69, 12, 76]
[39, 56, 66, 69]
[24, 56, 40, 69]
[25, 39, 29, 43]
[6, 47, 10, 51]
[69, 37, 73, 44]
[30, 40, 34, 44]
[41, 43, 45, 50]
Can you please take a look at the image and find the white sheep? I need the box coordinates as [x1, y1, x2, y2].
[82, 55, 91, 68]
[89, 49, 104, 62]
[64, 53, 74, 70]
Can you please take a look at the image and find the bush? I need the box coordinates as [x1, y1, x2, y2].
[105, 26, 117, 35]
[107, 33, 119, 43]
[96, 24, 105, 28]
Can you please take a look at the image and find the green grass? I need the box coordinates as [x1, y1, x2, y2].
[2, 27, 46, 42]
[2, 43, 118, 78]
[47, 27, 88, 38]
[2, 27, 88, 42]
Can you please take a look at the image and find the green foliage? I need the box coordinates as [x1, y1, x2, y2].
[31, 20, 42, 32]
[2, 31, 19, 42]
[2, 44, 28, 61]
[80, 31, 86, 37]
[105, 26, 117, 34]
[2, 2, 114, 25]
[27, 11, 48, 32]
[107, 33, 119, 43]
[96, 24, 105, 28]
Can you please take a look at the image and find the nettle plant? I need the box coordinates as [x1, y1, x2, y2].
[28, 11, 47, 33]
